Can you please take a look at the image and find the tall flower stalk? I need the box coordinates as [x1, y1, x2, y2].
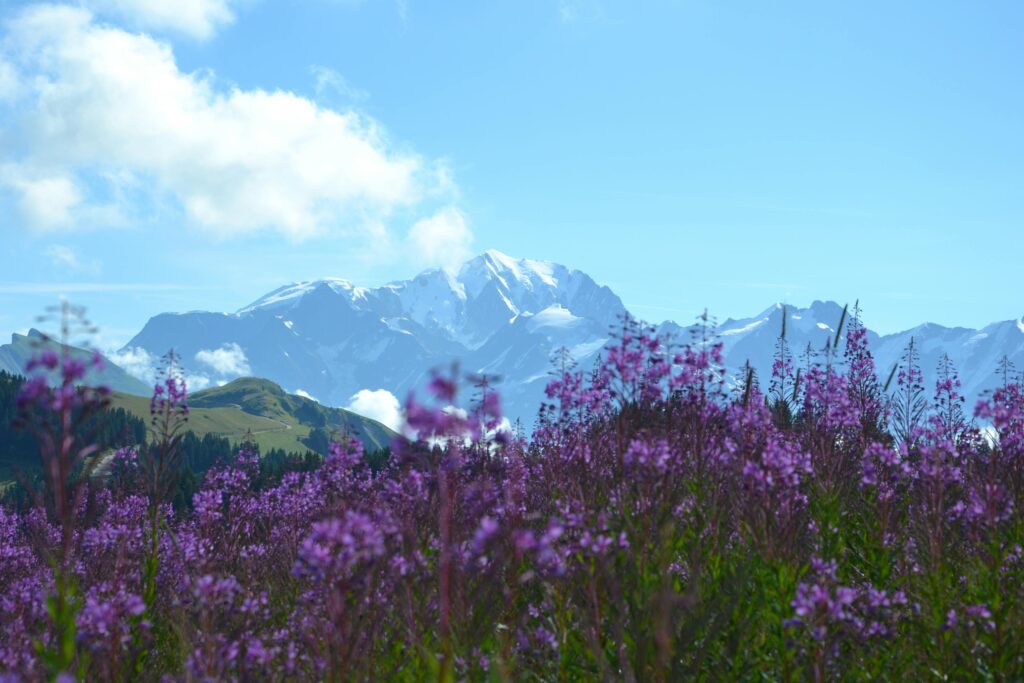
[135, 350, 189, 675]
[14, 302, 111, 679]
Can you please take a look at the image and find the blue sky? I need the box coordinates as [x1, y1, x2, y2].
[0, 0, 1021, 348]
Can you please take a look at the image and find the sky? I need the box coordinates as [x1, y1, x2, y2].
[0, 0, 1021, 349]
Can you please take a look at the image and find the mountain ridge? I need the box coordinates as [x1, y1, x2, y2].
[0, 329, 150, 396]
[117, 251, 1024, 425]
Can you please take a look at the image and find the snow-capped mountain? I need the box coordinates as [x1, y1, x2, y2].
[122, 251, 626, 424]
[660, 301, 1024, 412]
[119, 251, 1024, 425]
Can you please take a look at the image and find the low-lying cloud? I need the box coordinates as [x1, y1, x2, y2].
[109, 345, 213, 391]
[107, 346, 158, 384]
[195, 342, 250, 376]
[346, 388, 403, 432]
[407, 207, 473, 271]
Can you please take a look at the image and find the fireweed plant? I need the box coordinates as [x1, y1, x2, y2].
[2, 307, 1024, 681]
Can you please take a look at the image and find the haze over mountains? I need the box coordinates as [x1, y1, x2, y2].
[0, 329, 149, 395]
[6, 251, 1021, 426]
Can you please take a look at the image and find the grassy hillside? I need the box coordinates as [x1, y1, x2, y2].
[110, 377, 396, 454]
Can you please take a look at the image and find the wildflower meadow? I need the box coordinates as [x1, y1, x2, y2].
[3, 306, 1024, 681]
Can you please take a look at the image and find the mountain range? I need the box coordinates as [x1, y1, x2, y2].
[119, 250, 625, 425]
[659, 301, 1024, 412]
[105, 250, 1024, 426]
[4, 251, 1021, 426]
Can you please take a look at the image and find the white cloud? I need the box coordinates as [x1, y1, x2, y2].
[84, 0, 237, 40]
[186, 373, 212, 391]
[99, 346, 215, 393]
[0, 163, 127, 230]
[107, 346, 158, 384]
[1, 5, 457, 243]
[294, 388, 318, 402]
[4, 172, 82, 229]
[0, 58, 19, 100]
[195, 342, 250, 376]
[44, 244, 101, 274]
[407, 206, 473, 270]
[346, 388, 403, 431]
[44, 244, 81, 269]
[311, 65, 369, 102]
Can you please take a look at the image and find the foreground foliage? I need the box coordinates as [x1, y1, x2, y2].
[2, 307, 1024, 681]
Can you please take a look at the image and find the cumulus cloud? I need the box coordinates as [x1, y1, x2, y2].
[407, 206, 473, 270]
[186, 373, 213, 391]
[107, 345, 214, 391]
[84, 0, 236, 40]
[3, 171, 82, 229]
[346, 388, 403, 432]
[195, 343, 250, 376]
[0, 5, 456, 242]
[107, 346, 158, 384]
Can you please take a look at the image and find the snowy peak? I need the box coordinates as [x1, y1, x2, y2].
[392, 268, 469, 337]
[229, 251, 627, 350]
[458, 250, 626, 330]
[459, 249, 560, 297]
[238, 278, 362, 315]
